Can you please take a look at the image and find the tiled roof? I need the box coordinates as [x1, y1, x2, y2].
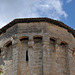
[0, 18, 75, 37]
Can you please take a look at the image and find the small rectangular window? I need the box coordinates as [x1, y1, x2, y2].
[0, 49, 1, 54]
[26, 50, 29, 61]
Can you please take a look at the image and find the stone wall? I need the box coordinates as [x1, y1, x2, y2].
[0, 22, 75, 75]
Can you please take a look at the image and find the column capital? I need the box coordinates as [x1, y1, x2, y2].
[28, 36, 34, 48]
[54, 38, 61, 50]
[11, 36, 18, 45]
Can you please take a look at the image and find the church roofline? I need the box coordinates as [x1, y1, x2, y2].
[0, 17, 75, 37]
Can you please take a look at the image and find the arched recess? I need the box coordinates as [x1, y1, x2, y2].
[33, 35, 42, 43]
[4, 41, 12, 47]
[60, 41, 68, 46]
[3, 40, 13, 75]
[50, 37, 56, 44]
[3, 40, 13, 60]
[19, 36, 29, 43]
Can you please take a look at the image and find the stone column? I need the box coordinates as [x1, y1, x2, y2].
[55, 39, 69, 75]
[17, 36, 29, 75]
[65, 45, 70, 75]
[1, 47, 6, 60]
[30, 35, 43, 75]
[2, 45, 13, 75]
[1, 47, 6, 75]
[12, 37, 19, 75]
[55, 39, 62, 75]
[28, 36, 34, 75]
[43, 36, 50, 75]
[55, 38, 61, 51]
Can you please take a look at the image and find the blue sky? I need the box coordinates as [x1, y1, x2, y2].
[0, 0, 75, 29]
[62, 0, 75, 29]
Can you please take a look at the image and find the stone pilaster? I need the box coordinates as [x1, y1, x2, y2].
[17, 36, 29, 75]
[1, 47, 6, 60]
[28, 36, 34, 75]
[55, 39, 61, 51]
[28, 36, 34, 48]
[55, 39, 70, 75]
[43, 36, 50, 75]
[2, 46, 13, 75]
[12, 37, 19, 75]
[65, 45, 70, 75]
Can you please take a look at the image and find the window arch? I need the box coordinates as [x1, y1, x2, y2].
[60, 41, 68, 46]
[33, 35, 42, 43]
[19, 36, 29, 41]
[50, 37, 56, 44]
[4, 41, 12, 47]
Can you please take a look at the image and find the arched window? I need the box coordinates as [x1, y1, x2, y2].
[33, 35, 42, 43]
[60, 41, 68, 46]
[19, 36, 29, 43]
[4, 41, 12, 47]
[50, 37, 56, 44]
[3, 41, 13, 60]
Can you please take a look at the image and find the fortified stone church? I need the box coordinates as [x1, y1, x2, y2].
[0, 18, 75, 75]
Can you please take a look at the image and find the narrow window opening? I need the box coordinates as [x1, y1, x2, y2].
[26, 50, 29, 61]
[34, 36, 42, 43]
[50, 38, 55, 42]
[20, 36, 29, 43]
[5, 41, 12, 47]
[60, 43, 65, 45]
[0, 49, 1, 54]
[20, 37, 29, 41]
[60, 42, 67, 46]
[50, 37, 56, 44]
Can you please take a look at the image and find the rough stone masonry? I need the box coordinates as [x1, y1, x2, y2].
[0, 18, 75, 75]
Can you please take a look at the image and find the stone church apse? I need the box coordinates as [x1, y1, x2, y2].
[0, 18, 75, 75]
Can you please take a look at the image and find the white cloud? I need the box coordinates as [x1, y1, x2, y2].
[0, 0, 68, 28]
[66, 0, 72, 3]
